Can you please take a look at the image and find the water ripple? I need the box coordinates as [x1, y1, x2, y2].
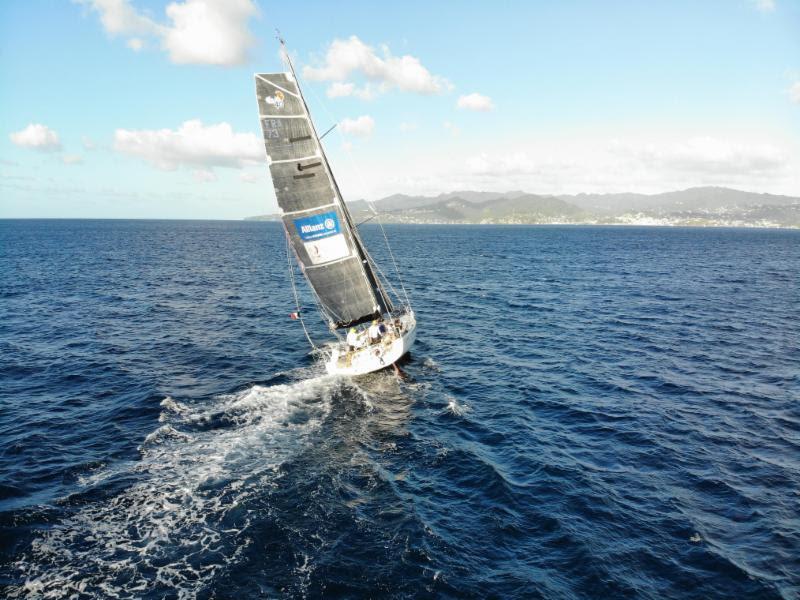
[0, 221, 798, 598]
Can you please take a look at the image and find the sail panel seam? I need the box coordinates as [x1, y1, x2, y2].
[255, 74, 301, 98]
[281, 202, 337, 216]
[270, 154, 321, 165]
[260, 114, 306, 120]
[285, 67, 380, 310]
[304, 255, 359, 270]
[258, 59, 384, 332]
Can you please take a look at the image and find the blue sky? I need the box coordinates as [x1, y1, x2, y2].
[2, 0, 799, 219]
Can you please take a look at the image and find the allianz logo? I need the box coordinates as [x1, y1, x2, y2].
[301, 218, 335, 234]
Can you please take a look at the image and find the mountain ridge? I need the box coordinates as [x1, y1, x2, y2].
[245, 186, 800, 228]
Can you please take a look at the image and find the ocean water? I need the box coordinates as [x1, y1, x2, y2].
[1, 219, 798, 599]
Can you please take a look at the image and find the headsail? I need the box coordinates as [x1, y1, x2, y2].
[255, 72, 392, 329]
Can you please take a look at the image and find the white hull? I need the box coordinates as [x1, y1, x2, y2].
[325, 312, 416, 376]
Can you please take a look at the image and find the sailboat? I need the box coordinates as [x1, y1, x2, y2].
[255, 38, 416, 376]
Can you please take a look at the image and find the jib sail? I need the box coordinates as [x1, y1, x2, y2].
[255, 72, 392, 329]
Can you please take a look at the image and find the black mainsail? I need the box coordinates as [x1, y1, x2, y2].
[255, 70, 393, 329]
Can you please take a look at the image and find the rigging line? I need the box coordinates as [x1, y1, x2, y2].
[276, 28, 289, 71]
[285, 228, 344, 343]
[299, 72, 412, 309]
[279, 38, 390, 315]
[355, 214, 378, 227]
[274, 32, 320, 348]
[366, 252, 402, 308]
[319, 123, 337, 140]
[271, 35, 344, 345]
[355, 176, 411, 306]
[285, 228, 317, 350]
[376, 216, 411, 307]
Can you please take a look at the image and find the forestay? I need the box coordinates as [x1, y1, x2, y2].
[255, 72, 392, 328]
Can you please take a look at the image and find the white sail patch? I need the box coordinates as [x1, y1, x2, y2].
[257, 71, 393, 327]
[293, 210, 351, 265]
[304, 233, 350, 265]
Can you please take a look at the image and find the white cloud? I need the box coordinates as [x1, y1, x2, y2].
[339, 115, 375, 137]
[399, 122, 417, 133]
[75, 0, 258, 66]
[113, 119, 262, 170]
[303, 36, 451, 97]
[75, 0, 160, 36]
[9, 124, 62, 152]
[457, 93, 494, 112]
[752, 0, 775, 12]
[612, 136, 785, 174]
[326, 82, 355, 98]
[127, 37, 144, 51]
[341, 131, 798, 201]
[351, 85, 378, 100]
[62, 154, 84, 165]
[325, 82, 377, 100]
[466, 152, 538, 175]
[193, 169, 216, 182]
[425, 136, 792, 198]
[789, 81, 800, 104]
[162, 0, 257, 66]
[443, 121, 460, 137]
[82, 136, 97, 150]
[239, 171, 260, 183]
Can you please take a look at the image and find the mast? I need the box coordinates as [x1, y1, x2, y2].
[277, 36, 394, 316]
[255, 38, 395, 330]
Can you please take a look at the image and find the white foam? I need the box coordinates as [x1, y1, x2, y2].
[158, 396, 190, 422]
[76, 464, 127, 489]
[445, 395, 469, 416]
[8, 375, 338, 599]
[141, 424, 191, 446]
[422, 357, 441, 371]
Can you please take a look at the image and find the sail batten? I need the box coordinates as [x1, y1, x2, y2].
[256, 72, 388, 328]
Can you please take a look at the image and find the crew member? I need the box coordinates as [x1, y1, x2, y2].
[346, 327, 359, 351]
[368, 320, 382, 343]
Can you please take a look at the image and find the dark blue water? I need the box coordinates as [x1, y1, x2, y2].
[1, 220, 798, 599]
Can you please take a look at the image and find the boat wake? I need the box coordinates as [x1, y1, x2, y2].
[8, 374, 338, 599]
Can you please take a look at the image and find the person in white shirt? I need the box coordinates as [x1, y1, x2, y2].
[346, 327, 359, 351]
[368, 320, 382, 344]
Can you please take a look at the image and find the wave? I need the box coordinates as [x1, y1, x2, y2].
[7, 375, 338, 599]
[444, 396, 469, 417]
